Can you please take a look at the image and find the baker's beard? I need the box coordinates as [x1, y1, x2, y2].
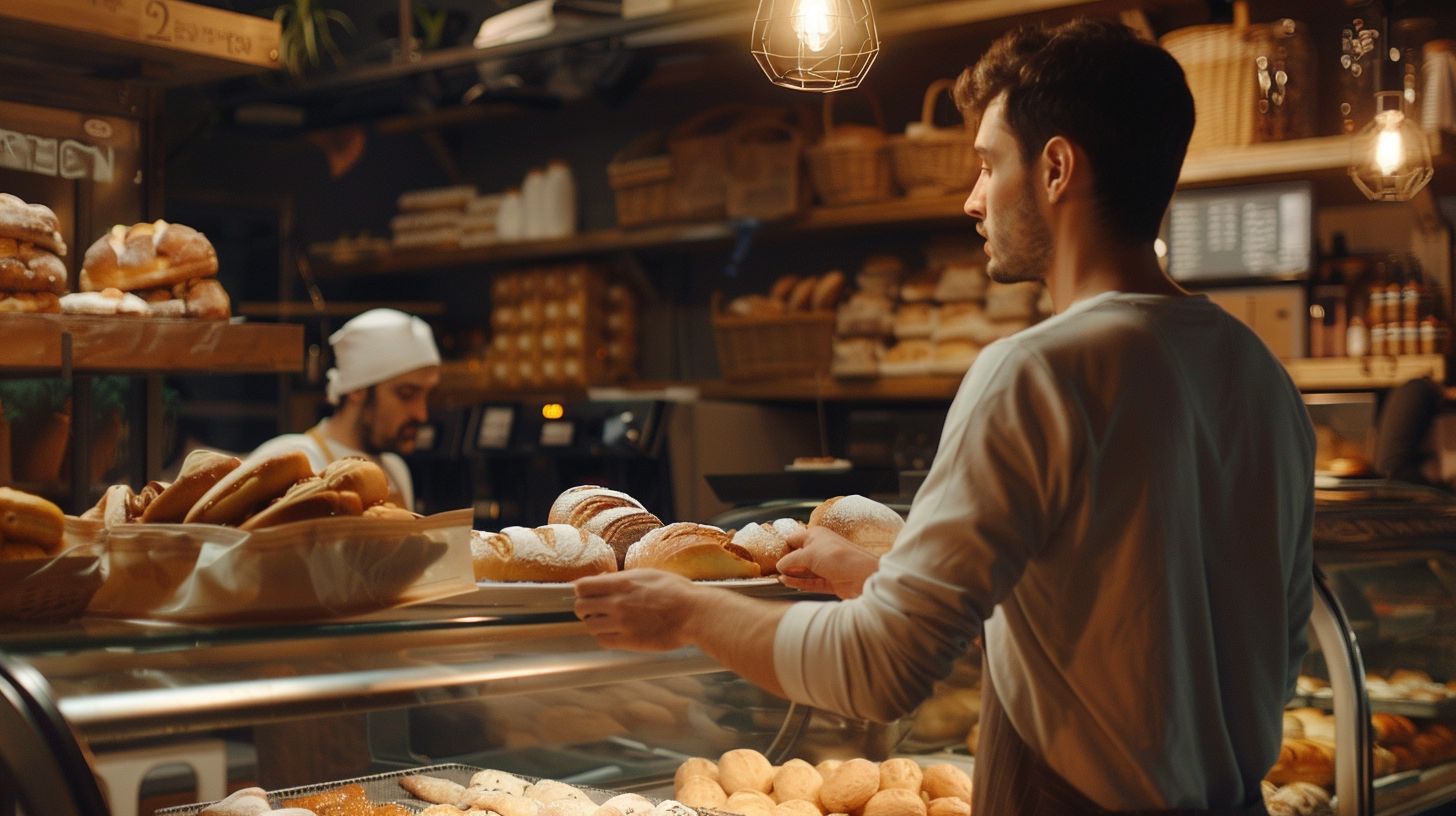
[355, 405, 420, 455]
[985, 179, 1053, 284]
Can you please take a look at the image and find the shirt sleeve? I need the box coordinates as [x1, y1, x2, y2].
[773, 339, 1081, 723]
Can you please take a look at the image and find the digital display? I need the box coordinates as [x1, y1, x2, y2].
[1164, 182, 1312, 283]
[476, 407, 514, 450]
[540, 421, 575, 447]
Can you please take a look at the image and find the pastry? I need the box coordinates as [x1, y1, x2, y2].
[862, 790, 925, 816]
[919, 765, 972, 803]
[812, 270, 846, 311]
[772, 518, 807, 540]
[877, 758, 921, 792]
[933, 262, 988, 302]
[1372, 712, 1418, 745]
[931, 302, 986, 341]
[786, 277, 818, 312]
[771, 759, 824, 806]
[185, 451, 315, 526]
[420, 807, 466, 816]
[983, 281, 1041, 322]
[880, 339, 933, 376]
[142, 450, 241, 524]
[471, 770, 530, 796]
[0, 194, 65, 256]
[893, 303, 937, 339]
[676, 756, 721, 787]
[0, 292, 61, 313]
[0, 487, 65, 554]
[581, 505, 664, 568]
[148, 298, 187, 318]
[472, 524, 618, 582]
[650, 802, 697, 816]
[238, 484, 363, 531]
[769, 274, 802, 305]
[200, 788, 272, 816]
[927, 801, 969, 816]
[81, 221, 218, 292]
[820, 759, 878, 813]
[677, 776, 728, 809]
[836, 294, 895, 337]
[283, 783, 371, 813]
[624, 523, 761, 580]
[545, 802, 597, 816]
[809, 495, 904, 556]
[732, 523, 789, 575]
[0, 238, 65, 294]
[549, 485, 645, 526]
[530, 781, 595, 805]
[363, 503, 418, 520]
[719, 748, 775, 795]
[1264, 782, 1331, 816]
[467, 792, 544, 816]
[1281, 712, 1304, 740]
[174, 276, 231, 320]
[316, 457, 390, 507]
[930, 340, 980, 375]
[899, 269, 940, 302]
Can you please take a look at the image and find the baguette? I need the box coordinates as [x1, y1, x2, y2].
[185, 451, 314, 526]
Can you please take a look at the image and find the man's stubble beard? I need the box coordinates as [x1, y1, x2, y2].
[985, 177, 1053, 284]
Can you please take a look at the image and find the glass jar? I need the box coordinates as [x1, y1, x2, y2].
[1248, 18, 1316, 142]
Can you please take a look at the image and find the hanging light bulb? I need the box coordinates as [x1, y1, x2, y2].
[751, 0, 878, 92]
[1349, 90, 1434, 201]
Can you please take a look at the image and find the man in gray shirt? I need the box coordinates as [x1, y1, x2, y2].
[576, 19, 1313, 813]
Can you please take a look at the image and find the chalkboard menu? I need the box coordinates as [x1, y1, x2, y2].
[1163, 181, 1313, 283]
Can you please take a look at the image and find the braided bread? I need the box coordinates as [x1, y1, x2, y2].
[81, 220, 218, 292]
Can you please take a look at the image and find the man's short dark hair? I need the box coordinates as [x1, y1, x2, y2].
[954, 18, 1195, 243]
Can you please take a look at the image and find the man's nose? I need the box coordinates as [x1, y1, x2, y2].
[964, 174, 987, 220]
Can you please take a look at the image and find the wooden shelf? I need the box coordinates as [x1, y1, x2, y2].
[0, 316, 304, 375]
[1283, 355, 1446, 392]
[239, 301, 446, 318]
[1179, 132, 1454, 189]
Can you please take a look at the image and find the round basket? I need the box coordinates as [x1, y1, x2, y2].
[1161, 17, 1254, 154]
[889, 78, 978, 197]
[805, 92, 895, 207]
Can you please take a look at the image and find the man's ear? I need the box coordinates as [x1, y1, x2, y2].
[1041, 135, 1078, 205]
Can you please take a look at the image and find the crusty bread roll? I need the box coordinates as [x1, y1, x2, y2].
[82, 221, 218, 292]
[676, 777, 727, 810]
[1373, 713, 1419, 745]
[727, 295, 785, 317]
[820, 759, 878, 813]
[549, 485, 645, 526]
[185, 451, 314, 526]
[142, 450, 241, 524]
[0, 486, 65, 553]
[771, 759, 823, 806]
[862, 789, 925, 816]
[316, 457, 390, 508]
[472, 524, 618, 582]
[239, 485, 363, 531]
[363, 503, 418, 520]
[808, 495, 904, 556]
[786, 277, 817, 312]
[0, 238, 65, 294]
[926, 800, 970, 816]
[719, 749, 775, 795]
[919, 764, 971, 803]
[1265, 781, 1331, 816]
[676, 757, 721, 788]
[581, 505, 663, 568]
[624, 523, 761, 580]
[0, 194, 65, 256]
[877, 758, 921, 793]
[174, 276, 231, 320]
[773, 801, 821, 816]
[1265, 738, 1335, 787]
[0, 292, 61, 314]
[732, 523, 788, 575]
[725, 792, 775, 816]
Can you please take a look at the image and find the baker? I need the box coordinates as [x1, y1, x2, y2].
[248, 308, 440, 511]
[575, 19, 1312, 815]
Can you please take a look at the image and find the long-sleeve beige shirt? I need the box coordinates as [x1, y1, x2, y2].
[773, 292, 1315, 809]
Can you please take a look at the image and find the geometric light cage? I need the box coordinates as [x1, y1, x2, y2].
[751, 0, 879, 93]
[1347, 90, 1435, 202]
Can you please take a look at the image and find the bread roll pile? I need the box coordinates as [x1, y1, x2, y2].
[0, 487, 66, 559]
[400, 769, 701, 816]
[724, 272, 845, 319]
[1260, 781, 1330, 816]
[1269, 707, 1456, 789]
[674, 750, 972, 816]
[74, 220, 229, 319]
[84, 450, 414, 531]
[0, 194, 66, 315]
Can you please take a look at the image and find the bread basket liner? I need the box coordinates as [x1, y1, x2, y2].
[0, 518, 107, 623]
[87, 508, 475, 623]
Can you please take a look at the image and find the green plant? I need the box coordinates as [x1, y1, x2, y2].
[271, 0, 355, 79]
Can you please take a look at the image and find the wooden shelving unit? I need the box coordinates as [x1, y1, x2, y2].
[0, 316, 304, 374]
[1283, 355, 1447, 392]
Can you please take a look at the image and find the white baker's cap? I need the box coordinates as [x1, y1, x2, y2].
[325, 309, 441, 405]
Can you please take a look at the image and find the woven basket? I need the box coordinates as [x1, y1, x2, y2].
[1161, 13, 1254, 155]
[671, 106, 769, 221]
[712, 294, 834, 380]
[805, 92, 895, 206]
[608, 131, 673, 228]
[727, 116, 806, 220]
[889, 78, 978, 197]
[0, 553, 104, 623]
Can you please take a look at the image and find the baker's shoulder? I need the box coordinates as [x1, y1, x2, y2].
[247, 434, 324, 466]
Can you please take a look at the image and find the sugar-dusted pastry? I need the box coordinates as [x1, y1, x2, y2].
[81, 221, 218, 292]
[200, 788, 271, 816]
[0, 193, 65, 256]
[472, 525, 618, 582]
[732, 523, 789, 575]
[624, 523, 760, 580]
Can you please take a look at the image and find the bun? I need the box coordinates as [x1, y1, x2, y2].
[926, 801, 969, 816]
[719, 749, 775, 795]
[1265, 782, 1330, 816]
[773, 801, 822, 816]
[624, 523, 761, 580]
[238, 484, 363, 531]
[727, 295, 785, 317]
[0, 292, 60, 313]
[919, 765, 971, 803]
[0, 194, 65, 256]
[771, 759, 823, 806]
[471, 770, 530, 796]
[185, 451, 315, 526]
[472, 525, 617, 582]
[893, 303, 937, 339]
[581, 505, 664, 568]
[769, 275, 802, 304]
[1373, 713, 1418, 745]
[81, 221, 218, 292]
[364, 503, 418, 520]
[677, 776, 728, 809]
[725, 792, 775, 816]
[732, 523, 788, 575]
[676, 757, 721, 788]
[0, 239, 65, 294]
[811, 271, 846, 311]
[808, 495, 904, 556]
[0, 487, 65, 553]
[933, 263, 987, 303]
[317, 457, 390, 507]
[1266, 739, 1335, 787]
[549, 485, 644, 526]
[820, 759, 878, 813]
[862, 790, 925, 816]
[786, 277, 817, 312]
[877, 758, 921, 792]
[142, 450, 241, 523]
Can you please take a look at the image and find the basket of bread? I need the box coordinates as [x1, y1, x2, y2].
[804, 92, 895, 207]
[888, 79, 978, 198]
[713, 272, 842, 381]
[0, 487, 104, 623]
[84, 450, 474, 623]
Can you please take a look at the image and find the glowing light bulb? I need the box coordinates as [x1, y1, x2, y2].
[1374, 118, 1405, 176]
[791, 0, 835, 52]
[1348, 91, 1434, 202]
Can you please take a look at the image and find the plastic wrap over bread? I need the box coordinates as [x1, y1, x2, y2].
[88, 508, 475, 623]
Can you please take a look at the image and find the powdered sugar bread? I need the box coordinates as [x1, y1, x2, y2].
[624, 523, 761, 580]
[548, 485, 645, 526]
[772, 518, 807, 541]
[808, 495, 903, 555]
[81, 220, 218, 292]
[731, 523, 788, 574]
[0, 194, 65, 256]
[581, 504, 664, 568]
[473, 524, 618, 582]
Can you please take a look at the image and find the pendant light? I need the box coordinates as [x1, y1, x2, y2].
[751, 0, 879, 92]
[1349, 90, 1434, 200]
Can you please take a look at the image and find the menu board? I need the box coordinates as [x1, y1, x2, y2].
[1164, 182, 1313, 283]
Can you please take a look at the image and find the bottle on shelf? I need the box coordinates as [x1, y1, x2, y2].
[522, 168, 547, 240]
[543, 160, 578, 239]
[1367, 260, 1389, 356]
[1310, 233, 1350, 357]
[1401, 254, 1422, 354]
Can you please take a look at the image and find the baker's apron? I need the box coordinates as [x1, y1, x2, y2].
[972, 665, 1269, 816]
[306, 424, 408, 508]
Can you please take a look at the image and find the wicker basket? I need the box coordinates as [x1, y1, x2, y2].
[805, 92, 895, 206]
[671, 106, 768, 221]
[0, 553, 104, 624]
[608, 131, 673, 228]
[712, 294, 834, 380]
[1161, 8, 1254, 155]
[889, 78, 978, 197]
[727, 116, 806, 220]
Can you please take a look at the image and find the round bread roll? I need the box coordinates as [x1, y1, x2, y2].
[772, 759, 824, 806]
[862, 790, 926, 816]
[774, 801, 822, 816]
[81, 221, 218, 292]
[820, 759, 878, 813]
[808, 495, 904, 556]
[719, 749, 775, 795]
[142, 450, 241, 524]
[676, 757, 721, 788]
[0, 487, 65, 553]
[0, 194, 65, 256]
[725, 791, 776, 816]
[815, 760, 843, 778]
[811, 270, 846, 311]
[0, 543, 49, 560]
[877, 758, 922, 793]
[186, 451, 314, 526]
[625, 523, 761, 580]
[919, 765, 971, 803]
[599, 794, 654, 816]
[677, 776, 728, 810]
[733, 523, 789, 575]
[582, 505, 664, 568]
[926, 799, 969, 816]
[176, 276, 231, 320]
[0, 239, 65, 294]
[589, 807, 624, 816]
[472, 525, 618, 582]
[769, 274, 801, 304]
[786, 277, 817, 312]
[549, 485, 644, 526]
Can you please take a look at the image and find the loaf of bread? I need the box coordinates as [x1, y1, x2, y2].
[142, 450, 241, 524]
[731, 523, 788, 575]
[1372, 712, 1418, 745]
[786, 277, 818, 312]
[0, 238, 65, 294]
[0, 487, 65, 556]
[239, 482, 364, 531]
[472, 524, 618, 582]
[581, 505, 664, 568]
[769, 275, 801, 305]
[185, 451, 315, 526]
[812, 271, 846, 311]
[81, 221, 218, 292]
[0, 292, 61, 314]
[624, 523, 761, 580]
[549, 485, 645, 526]
[1265, 738, 1335, 787]
[0, 194, 65, 256]
[808, 495, 904, 556]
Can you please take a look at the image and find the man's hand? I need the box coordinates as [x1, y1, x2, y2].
[574, 569, 704, 651]
[777, 527, 880, 599]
